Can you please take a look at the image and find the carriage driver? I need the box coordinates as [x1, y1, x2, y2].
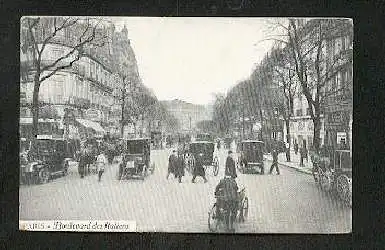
[214, 175, 239, 232]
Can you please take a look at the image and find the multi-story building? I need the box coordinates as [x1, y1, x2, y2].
[323, 24, 353, 151]
[20, 18, 140, 140]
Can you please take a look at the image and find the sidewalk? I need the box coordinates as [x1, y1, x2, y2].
[264, 150, 313, 175]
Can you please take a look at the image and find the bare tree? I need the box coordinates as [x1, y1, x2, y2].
[20, 17, 108, 138]
[269, 45, 298, 158]
[263, 18, 353, 151]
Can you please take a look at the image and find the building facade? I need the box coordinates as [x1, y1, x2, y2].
[20, 18, 141, 140]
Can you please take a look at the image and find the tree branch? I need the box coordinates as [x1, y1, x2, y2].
[26, 18, 40, 69]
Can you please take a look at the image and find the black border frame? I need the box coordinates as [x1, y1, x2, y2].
[1, 0, 383, 248]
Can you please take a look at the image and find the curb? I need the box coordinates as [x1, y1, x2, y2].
[279, 162, 313, 175]
[264, 156, 313, 175]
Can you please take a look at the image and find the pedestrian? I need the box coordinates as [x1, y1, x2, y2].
[78, 148, 87, 178]
[285, 141, 290, 162]
[304, 146, 308, 163]
[167, 150, 177, 179]
[96, 150, 107, 182]
[294, 141, 298, 155]
[214, 176, 239, 232]
[300, 146, 306, 167]
[175, 151, 185, 183]
[192, 159, 208, 183]
[269, 148, 280, 175]
[225, 150, 237, 179]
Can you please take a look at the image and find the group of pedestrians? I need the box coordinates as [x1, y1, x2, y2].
[78, 145, 113, 182]
[166, 150, 185, 183]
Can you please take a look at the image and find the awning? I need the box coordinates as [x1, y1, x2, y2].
[76, 119, 105, 133]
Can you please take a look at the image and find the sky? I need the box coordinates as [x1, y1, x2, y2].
[111, 17, 282, 105]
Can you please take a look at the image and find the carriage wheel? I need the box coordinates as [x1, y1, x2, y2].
[346, 186, 352, 207]
[39, 167, 50, 184]
[213, 157, 219, 176]
[240, 197, 249, 222]
[63, 161, 69, 176]
[337, 175, 352, 207]
[319, 171, 332, 192]
[208, 203, 219, 232]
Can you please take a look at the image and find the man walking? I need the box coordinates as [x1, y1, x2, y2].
[269, 148, 280, 175]
[294, 141, 298, 155]
[78, 148, 87, 178]
[285, 141, 291, 162]
[225, 150, 237, 179]
[175, 151, 185, 183]
[192, 163, 208, 183]
[300, 146, 306, 167]
[167, 150, 177, 179]
[96, 150, 107, 182]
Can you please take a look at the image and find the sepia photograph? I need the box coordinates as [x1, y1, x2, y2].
[19, 16, 352, 233]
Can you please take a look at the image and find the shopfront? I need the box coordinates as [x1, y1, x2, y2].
[325, 108, 351, 150]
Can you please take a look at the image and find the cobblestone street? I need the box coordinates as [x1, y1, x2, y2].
[19, 149, 351, 233]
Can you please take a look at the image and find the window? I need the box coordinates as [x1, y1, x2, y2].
[308, 121, 313, 131]
[65, 28, 71, 41]
[341, 36, 346, 51]
[306, 107, 311, 116]
[79, 64, 85, 76]
[347, 67, 352, 84]
[331, 74, 337, 91]
[90, 62, 95, 78]
[335, 38, 342, 55]
[336, 72, 342, 90]
[298, 121, 304, 131]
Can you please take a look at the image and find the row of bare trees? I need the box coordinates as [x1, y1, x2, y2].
[213, 18, 353, 151]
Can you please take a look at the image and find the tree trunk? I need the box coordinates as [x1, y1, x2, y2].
[285, 119, 291, 144]
[121, 88, 126, 138]
[312, 116, 321, 152]
[259, 108, 263, 140]
[285, 118, 291, 162]
[32, 77, 41, 138]
[140, 114, 144, 137]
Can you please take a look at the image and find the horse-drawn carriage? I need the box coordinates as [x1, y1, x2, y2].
[312, 149, 352, 207]
[184, 141, 219, 176]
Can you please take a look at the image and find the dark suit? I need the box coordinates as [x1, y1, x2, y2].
[167, 154, 177, 179]
[225, 156, 237, 178]
[175, 155, 185, 183]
